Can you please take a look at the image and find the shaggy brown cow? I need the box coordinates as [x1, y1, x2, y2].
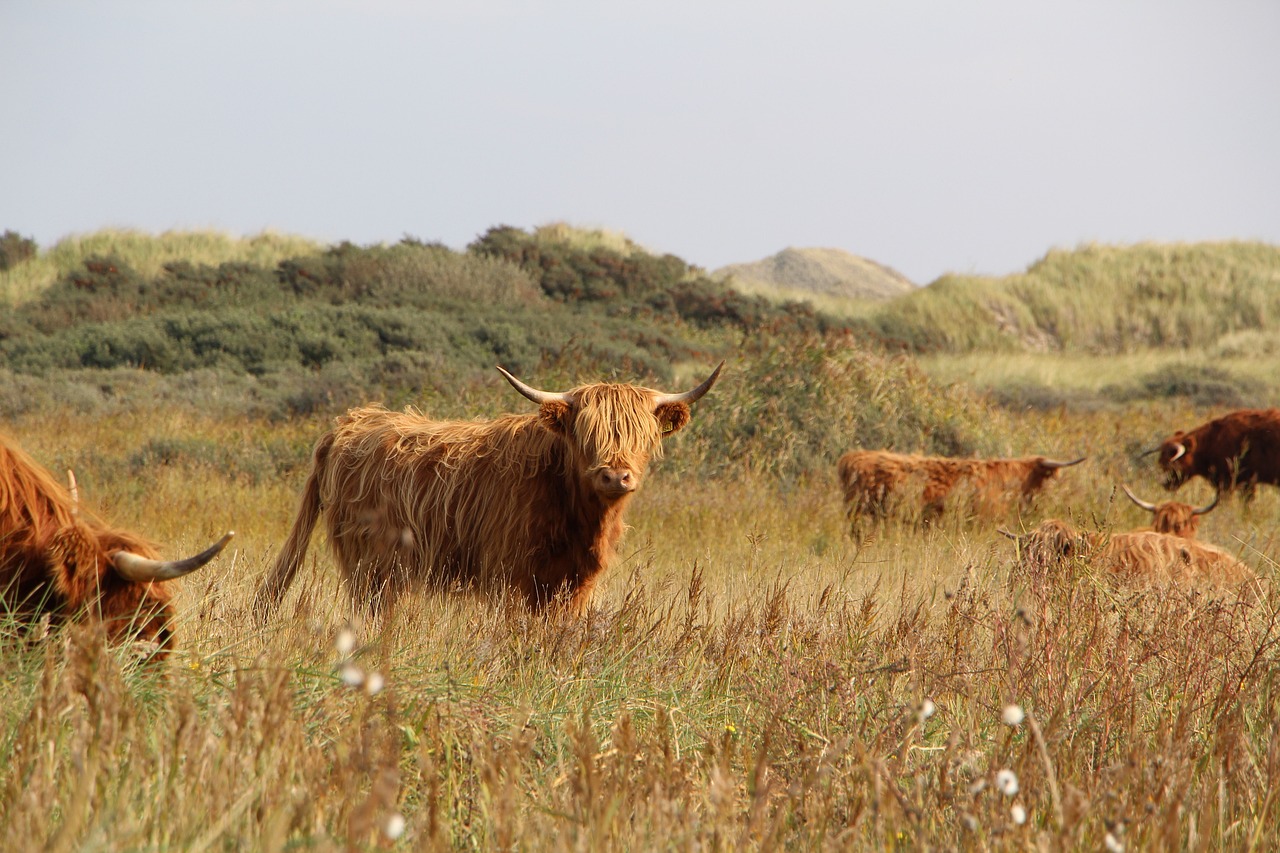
[836, 450, 1085, 529]
[1004, 519, 1254, 588]
[0, 434, 233, 655]
[1150, 408, 1280, 499]
[254, 363, 723, 617]
[1120, 484, 1217, 538]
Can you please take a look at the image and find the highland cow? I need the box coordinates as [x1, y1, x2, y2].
[1150, 409, 1280, 499]
[254, 363, 722, 617]
[836, 450, 1085, 529]
[1120, 484, 1217, 538]
[1004, 519, 1254, 588]
[0, 433, 232, 655]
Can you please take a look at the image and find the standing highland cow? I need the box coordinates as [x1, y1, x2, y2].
[0, 433, 233, 655]
[254, 363, 722, 617]
[836, 450, 1085, 530]
[1150, 409, 1280, 499]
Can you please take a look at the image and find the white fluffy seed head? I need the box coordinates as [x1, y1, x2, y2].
[1104, 832, 1124, 852]
[384, 813, 406, 840]
[1001, 704, 1025, 726]
[339, 662, 365, 687]
[365, 671, 385, 696]
[919, 698, 937, 721]
[995, 768, 1019, 796]
[335, 627, 357, 657]
[1011, 803, 1027, 824]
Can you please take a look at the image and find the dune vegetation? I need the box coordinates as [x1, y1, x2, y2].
[2, 227, 1279, 849]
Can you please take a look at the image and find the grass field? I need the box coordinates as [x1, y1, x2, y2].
[3, 394, 1279, 850]
[3, 230, 1280, 848]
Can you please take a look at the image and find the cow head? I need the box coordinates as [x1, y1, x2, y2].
[497, 363, 723, 502]
[52, 524, 235, 656]
[1001, 519, 1093, 565]
[2, 438, 232, 657]
[1026, 456, 1087, 492]
[1120, 484, 1216, 537]
[1155, 431, 1195, 490]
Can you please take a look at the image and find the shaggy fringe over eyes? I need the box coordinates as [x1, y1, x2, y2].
[567, 384, 666, 471]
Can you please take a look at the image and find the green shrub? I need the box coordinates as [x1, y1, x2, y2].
[674, 334, 1005, 482]
[0, 231, 37, 272]
[1103, 364, 1265, 408]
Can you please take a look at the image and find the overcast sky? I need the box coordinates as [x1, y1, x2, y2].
[3, 1, 1277, 285]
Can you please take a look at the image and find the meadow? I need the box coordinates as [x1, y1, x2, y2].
[2, 230, 1280, 850]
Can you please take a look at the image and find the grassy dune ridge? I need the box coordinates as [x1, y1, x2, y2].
[869, 241, 1280, 354]
[2, 229, 1280, 848]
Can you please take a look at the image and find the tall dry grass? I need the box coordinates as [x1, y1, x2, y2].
[3, 397, 1280, 849]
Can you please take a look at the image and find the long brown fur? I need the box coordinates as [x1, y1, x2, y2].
[837, 450, 1079, 527]
[0, 435, 177, 652]
[255, 380, 700, 617]
[1142, 501, 1204, 538]
[1012, 519, 1255, 587]
[1156, 408, 1280, 499]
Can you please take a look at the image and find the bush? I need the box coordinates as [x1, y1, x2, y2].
[0, 231, 37, 272]
[1104, 364, 1265, 408]
[673, 334, 1005, 482]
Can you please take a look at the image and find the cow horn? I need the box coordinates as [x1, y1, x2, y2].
[496, 366, 571, 405]
[1192, 492, 1220, 516]
[997, 528, 1019, 540]
[652, 361, 725, 408]
[111, 531, 235, 583]
[1042, 456, 1086, 469]
[1120, 484, 1158, 513]
[1137, 447, 1162, 459]
[1169, 443, 1186, 462]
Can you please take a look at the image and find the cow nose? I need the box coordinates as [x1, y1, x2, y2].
[595, 467, 637, 496]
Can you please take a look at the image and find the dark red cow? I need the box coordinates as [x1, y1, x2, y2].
[1151, 409, 1280, 499]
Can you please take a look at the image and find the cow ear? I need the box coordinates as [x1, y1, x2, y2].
[538, 400, 572, 434]
[655, 402, 691, 436]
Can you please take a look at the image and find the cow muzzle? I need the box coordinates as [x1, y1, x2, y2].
[593, 467, 638, 498]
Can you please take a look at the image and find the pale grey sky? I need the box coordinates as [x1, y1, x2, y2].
[3, 1, 1277, 284]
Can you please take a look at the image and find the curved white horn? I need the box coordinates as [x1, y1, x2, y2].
[496, 366, 570, 406]
[1120, 484, 1158, 513]
[1192, 492, 1220, 516]
[111, 531, 235, 583]
[1042, 456, 1086, 469]
[652, 361, 725, 408]
[1168, 443, 1186, 463]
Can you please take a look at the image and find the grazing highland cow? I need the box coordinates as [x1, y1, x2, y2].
[1004, 519, 1254, 588]
[836, 450, 1085, 529]
[0, 434, 233, 655]
[1120, 484, 1217, 538]
[1150, 409, 1280, 499]
[254, 363, 722, 617]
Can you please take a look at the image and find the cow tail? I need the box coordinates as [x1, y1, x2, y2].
[253, 430, 335, 623]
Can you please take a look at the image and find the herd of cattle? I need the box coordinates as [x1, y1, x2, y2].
[838, 406, 1280, 587]
[2, 361, 1278, 660]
